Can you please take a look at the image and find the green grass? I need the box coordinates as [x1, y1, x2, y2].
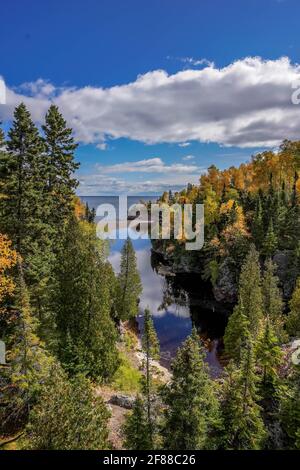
[111, 352, 142, 394]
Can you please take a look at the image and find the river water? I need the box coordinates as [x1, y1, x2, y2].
[81, 196, 226, 376]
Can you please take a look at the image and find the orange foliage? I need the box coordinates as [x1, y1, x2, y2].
[0, 234, 17, 307]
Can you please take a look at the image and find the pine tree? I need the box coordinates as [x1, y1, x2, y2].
[1, 104, 44, 256]
[224, 297, 250, 363]
[0, 260, 52, 434]
[22, 365, 110, 450]
[141, 308, 160, 447]
[256, 318, 283, 400]
[42, 105, 79, 240]
[116, 238, 142, 321]
[280, 364, 300, 449]
[286, 278, 300, 336]
[0, 105, 54, 322]
[252, 196, 264, 248]
[162, 328, 220, 450]
[123, 396, 152, 450]
[54, 216, 119, 380]
[224, 245, 263, 361]
[263, 218, 278, 257]
[261, 258, 286, 340]
[221, 341, 267, 449]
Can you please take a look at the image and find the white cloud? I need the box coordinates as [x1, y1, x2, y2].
[77, 168, 202, 195]
[95, 157, 199, 174]
[1, 57, 300, 148]
[182, 155, 195, 161]
[178, 142, 191, 147]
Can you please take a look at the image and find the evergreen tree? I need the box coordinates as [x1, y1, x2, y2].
[116, 238, 142, 321]
[123, 396, 152, 450]
[252, 196, 264, 248]
[224, 297, 249, 363]
[263, 218, 278, 257]
[0, 261, 52, 434]
[261, 258, 285, 340]
[224, 245, 263, 361]
[42, 104, 79, 235]
[54, 216, 119, 380]
[221, 341, 267, 449]
[162, 329, 220, 450]
[256, 318, 283, 400]
[286, 278, 300, 336]
[141, 308, 160, 447]
[280, 364, 300, 449]
[0, 105, 54, 322]
[22, 365, 110, 450]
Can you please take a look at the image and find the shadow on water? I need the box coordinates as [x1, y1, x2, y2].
[81, 196, 230, 377]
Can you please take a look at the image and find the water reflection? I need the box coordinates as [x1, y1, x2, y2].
[81, 196, 224, 376]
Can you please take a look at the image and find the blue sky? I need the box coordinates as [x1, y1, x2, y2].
[1, 0, 300, 194]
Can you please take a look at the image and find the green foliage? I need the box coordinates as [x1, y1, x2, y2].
[54, 216, 119, 381]
[280, 365, 300, 449]
[111, 352, 142, 394]
[116, 238, 142, 321]
[22, 365, 110, 450]
[221, 341, 267, 449]
[123, 396, 152, 450]
[162, 329, 220, 450]
[286, 278, 300, 336]
[261, 258, 286, 341]
[263, 218, 278, 257]
[224, 245, 263, 362]
[256, 318, 283, 400]
[141, 308, 160, 447]
[0, 262, 52, 434]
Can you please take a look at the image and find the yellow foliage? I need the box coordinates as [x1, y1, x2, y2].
[0, 233, 17, 307]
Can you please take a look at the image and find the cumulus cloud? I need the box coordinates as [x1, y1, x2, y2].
[1, 57, 300, 148]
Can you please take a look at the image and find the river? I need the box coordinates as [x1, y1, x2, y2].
[81, 196, 227, 376]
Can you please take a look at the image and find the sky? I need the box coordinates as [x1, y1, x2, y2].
[1, 0, 300, 195]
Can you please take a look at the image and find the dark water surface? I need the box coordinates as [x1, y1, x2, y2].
[81, 196, 226, 376]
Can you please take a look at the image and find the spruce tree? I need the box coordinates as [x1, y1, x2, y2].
[141, 307, 160, 447]
[261, 258, 285, 340]
[263, 218, 278, 257]
[123, 396, 152, 450]
[286, 278, 300, 336]
[54, 216, 119, 380]
[42, 105, 79, 240]
[22, 365, 110, 450]
[252, 196, 264, 248]
[0, 260, 52, 434]
[116, 238, 142, 321]
[280, 364, 300, 449]
[256, 318, 283, 400]
[162, 328, 220, 450]
[224, 298, 249, 363]
[0, 105, 54, 322]
[221, 341, 267, 449]
[224, 245, 263, 361]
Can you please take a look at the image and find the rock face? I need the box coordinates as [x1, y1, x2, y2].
[108, 394, 135, 410]
[213, 258, 238, 304]
[273, 250, 295, 299]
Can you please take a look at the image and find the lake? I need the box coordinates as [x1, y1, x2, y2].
[81, 196, 227, 376]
